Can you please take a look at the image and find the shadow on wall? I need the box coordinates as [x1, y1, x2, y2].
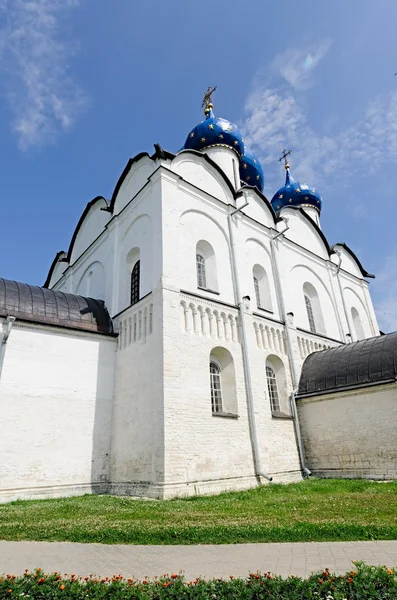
[90, 337, 116, 495]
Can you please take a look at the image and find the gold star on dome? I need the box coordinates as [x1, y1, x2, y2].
[289, 199, 293, 203]
[304, 196, 309, 200]
[312, 188, 316, 193]
[246, 176, 251, 180]
[219, 133, 224, 139]
[208, 124, 214, 130]
[201, 137, 206, 142]
[256, 175, 260, 180]
[296, 188, 301, 193]
[190, 132, 195, 138]
[316, 200, 320, 204]
[279, 194, 283, 199]
[276, 205, 281, 209]
[254, 159, 257, 163]
[234, 140, 239, 145]
[243, 163, 248, 169]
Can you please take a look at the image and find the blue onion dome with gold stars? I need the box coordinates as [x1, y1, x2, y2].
[240, 146, 265, 192]
[183, 103, 245, 158]
[271, 159, 322, 214]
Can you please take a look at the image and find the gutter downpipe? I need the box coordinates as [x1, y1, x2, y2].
[0, 316, 16, 382]
[335, 250, 352, 342]
[269, 220, 311, 477]
[227, 197, 272, 482]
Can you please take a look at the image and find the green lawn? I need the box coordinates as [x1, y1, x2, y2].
[1, 479, 397, 545]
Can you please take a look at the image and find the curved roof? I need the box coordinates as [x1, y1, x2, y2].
[183, 108, 245, 159]
[271, 167, 322, 214]
[0, 279, 113, 335]
[297, 332, 397, 398]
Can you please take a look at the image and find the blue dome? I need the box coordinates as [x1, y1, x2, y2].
[240, 146, 264, 192]
[271, 167, 322, 214]
[183, 107, 244, 158]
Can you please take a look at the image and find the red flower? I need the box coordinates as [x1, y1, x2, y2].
[171, 574, 178, 579]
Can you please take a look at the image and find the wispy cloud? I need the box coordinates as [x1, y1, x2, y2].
[0, 0, 87, 150]
[242, 43, 397, 192]
[242, 42, 397, 331]
[272, 40, 332, 90]
[373, 253, 397, 332]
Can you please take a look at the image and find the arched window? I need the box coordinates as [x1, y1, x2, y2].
[266, 365, 280, 413]
[304, 293, 316, 333]
[196, 254, 207, 288]
[266, 355, 289, 415]
[209, 347, 238, 415]
[196, 240, 218, 291]
[303, 282, 325, 335]
[253, 264, 272, 311]
[210, 362, 222, 413]
[130, 260, 140, 306]
[351, 307, 365, 340]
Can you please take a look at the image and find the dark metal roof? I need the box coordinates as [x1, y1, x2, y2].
[297, 332, 397, 398]
[0, 279, 113, 335]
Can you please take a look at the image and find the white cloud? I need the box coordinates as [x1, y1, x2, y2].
[0, 0, 87, 149]
[272, 39, 332, 90]
[242, 46, 397, 192]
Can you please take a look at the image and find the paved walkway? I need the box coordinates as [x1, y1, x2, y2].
[0, 540, 397, 579]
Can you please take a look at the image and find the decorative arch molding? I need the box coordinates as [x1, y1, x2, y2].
[43, 251, 68, 288]
[180, 208, 230, 247]
[343, 285, 372, 339]
[290, 263, 335, 306]
[66, 196, 109, 264]
[245, 237, 273, 262]
[121, 213, 153, 244]
[332, 243, 375, 279]
[109, 147, 175, 213]
[173, 149, 237, 201]
[282, 206, 332, 257]
[75, 261, 106, 299]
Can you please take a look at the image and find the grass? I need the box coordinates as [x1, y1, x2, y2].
[1, 479, 397, 545]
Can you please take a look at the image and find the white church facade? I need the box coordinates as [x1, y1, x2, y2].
[0, 97, 381, 502]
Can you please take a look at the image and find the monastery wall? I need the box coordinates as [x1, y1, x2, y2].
[0, 320, 116, 503]
[297, 383, 397, 480]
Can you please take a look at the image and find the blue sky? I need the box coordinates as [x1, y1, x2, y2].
[0, 0, 396, 331]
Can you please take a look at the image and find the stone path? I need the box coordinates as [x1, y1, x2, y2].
[1, 540, 397, 579]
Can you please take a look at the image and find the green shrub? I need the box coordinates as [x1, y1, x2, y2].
[1, 563, 397, 599]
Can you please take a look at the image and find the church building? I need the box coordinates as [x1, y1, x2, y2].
[0, 94, 382, 502]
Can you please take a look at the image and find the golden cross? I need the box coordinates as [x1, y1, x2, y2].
[202, 85, 217, 110]
[278, 149, 292, 167]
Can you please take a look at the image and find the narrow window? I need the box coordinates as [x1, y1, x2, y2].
[210, 361, 223, 413]
[304, 293, 316, 333]
[266, 366, 280, 413]
[196, 254, 207, 288]
[253, 276, 261, 308]
[130, 260, 140, 306]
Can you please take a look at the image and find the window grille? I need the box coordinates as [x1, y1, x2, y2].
[210, 361, 223, 413]
[253, 276, 261, 308]
[131, 260, 140, 306]
[196, 254, 207, 288]
[304, 293, 316, 333]
[266, 365, 280, 412]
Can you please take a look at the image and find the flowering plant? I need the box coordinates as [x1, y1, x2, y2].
[0, 563, 396, 599]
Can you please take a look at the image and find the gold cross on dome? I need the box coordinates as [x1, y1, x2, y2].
[202, 85, 217, 111]
[278, 148, 292, 170]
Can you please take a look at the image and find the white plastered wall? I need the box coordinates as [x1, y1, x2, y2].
[297, 383, 397, 480]
[0, 321, 116, 503]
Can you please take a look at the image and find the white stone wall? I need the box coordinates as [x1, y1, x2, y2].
[0, 320, 116, 503]
[297, 383, 397, 480]
[41, 148, 381, 499]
